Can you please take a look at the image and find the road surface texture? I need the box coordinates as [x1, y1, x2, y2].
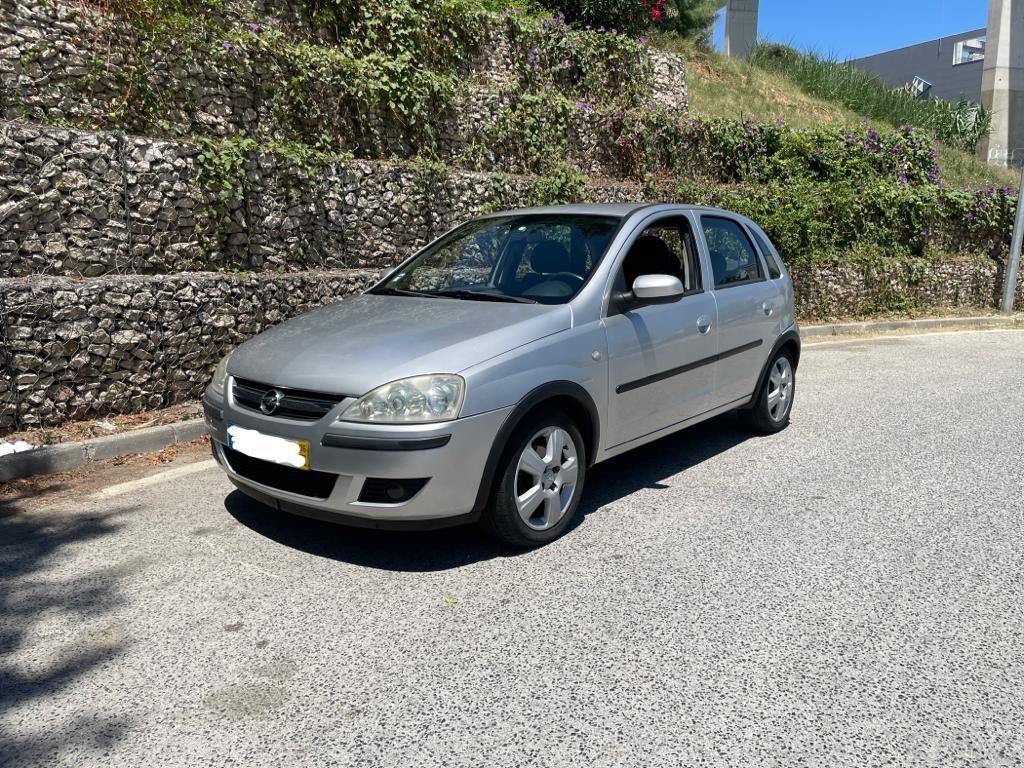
[2, 330, 1023, 767]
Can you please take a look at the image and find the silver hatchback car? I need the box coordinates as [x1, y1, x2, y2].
[204, 204, 799, 546]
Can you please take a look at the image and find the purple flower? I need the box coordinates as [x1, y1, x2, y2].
[221, 41, 235, 53]
[639, 36, 649, 45]
[247, 22, 261, 32]
[898, 173, 908, 184]
[442, 34, 450, 42]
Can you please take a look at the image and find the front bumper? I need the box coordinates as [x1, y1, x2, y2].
[204, 388, 512, 525]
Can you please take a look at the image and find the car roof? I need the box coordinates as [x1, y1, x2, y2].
[478, 203, 745, 220]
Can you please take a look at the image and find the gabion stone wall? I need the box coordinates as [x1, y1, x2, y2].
[790, 258, 1021, 319]
[0, 122, 212, 278]
[2, 256, 1019, 432]
[0, 270, 375, 430]
[0, 121, 655, 279]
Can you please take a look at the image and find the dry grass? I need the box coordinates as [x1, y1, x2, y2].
[4, 402, 201, 447]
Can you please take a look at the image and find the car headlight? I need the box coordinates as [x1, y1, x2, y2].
[209, 352, 232, 396]
[340, 375, 465, 424]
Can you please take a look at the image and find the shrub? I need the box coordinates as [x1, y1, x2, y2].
[534, 0, 716, 37]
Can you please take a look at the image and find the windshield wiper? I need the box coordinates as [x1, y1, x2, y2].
[428, 289, 538, 304]
[372, 287, 448, 298]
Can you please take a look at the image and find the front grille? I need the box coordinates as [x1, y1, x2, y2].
[223, 446, 338, 499]
[232, 377, 345, 421]
[358, 477, 429, 504]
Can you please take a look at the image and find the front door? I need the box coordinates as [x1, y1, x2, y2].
[604, 216, 719, 448]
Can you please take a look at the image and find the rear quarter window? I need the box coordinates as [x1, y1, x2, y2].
[749, 227, 783, 280]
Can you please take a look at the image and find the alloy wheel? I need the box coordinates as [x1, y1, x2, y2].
[767, 356, 794, 422]
[514, 426, 579, 531]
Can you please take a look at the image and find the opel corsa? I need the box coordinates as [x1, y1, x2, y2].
[204, 204, 800, 547]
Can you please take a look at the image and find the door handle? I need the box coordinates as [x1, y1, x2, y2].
[761, 301, 774, 316]
[696, 315, 713, 334]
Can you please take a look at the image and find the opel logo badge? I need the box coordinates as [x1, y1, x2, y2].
[260, 388, 284, 415]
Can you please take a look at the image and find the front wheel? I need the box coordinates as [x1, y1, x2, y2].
[741, 350, 796, 434]
[481, 411, 586, 548]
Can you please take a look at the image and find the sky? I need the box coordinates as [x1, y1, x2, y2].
[712, 0, 991, 60]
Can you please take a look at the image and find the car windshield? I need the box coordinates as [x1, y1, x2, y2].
[371, 214, 621, 305]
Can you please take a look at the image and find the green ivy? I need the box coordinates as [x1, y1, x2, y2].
[526, 163, 591, 205]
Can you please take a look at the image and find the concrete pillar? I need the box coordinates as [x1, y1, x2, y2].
[724, 0, 760, 59]
[980, 0, 1024, 166]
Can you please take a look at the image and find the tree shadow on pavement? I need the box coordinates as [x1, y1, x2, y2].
[224, 413, 753, 572]
[0, 489, 134, 766]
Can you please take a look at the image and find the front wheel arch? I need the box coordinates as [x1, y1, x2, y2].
[471, 382, 599, 514]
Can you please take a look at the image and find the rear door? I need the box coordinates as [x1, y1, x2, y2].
[697, 214, 778, 405]
[604, 214, 718, 448]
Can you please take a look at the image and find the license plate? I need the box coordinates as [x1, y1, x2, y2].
[227, 424, 310, 470]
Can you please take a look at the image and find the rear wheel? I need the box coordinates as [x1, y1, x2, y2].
[482, 411, 586, 548]
[742, 350, 795, 434]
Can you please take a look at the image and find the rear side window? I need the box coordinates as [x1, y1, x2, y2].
[749, 227, 783, 280]
[701, 216, 763, 288]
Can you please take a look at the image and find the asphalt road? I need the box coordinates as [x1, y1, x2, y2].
[2, 330, 1023, 767]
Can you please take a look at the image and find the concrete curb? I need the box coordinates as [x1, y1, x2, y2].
[802, 314, 1023, 339]
[0, 419, 207, 483]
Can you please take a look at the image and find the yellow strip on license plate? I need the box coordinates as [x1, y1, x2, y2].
[227, 424, 310, 470]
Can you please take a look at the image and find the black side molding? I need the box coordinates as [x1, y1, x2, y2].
[616, 339, 763, 394]
[321, 434, 452, 451]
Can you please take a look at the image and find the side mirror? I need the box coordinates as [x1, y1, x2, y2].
[616, 274, 685, 308]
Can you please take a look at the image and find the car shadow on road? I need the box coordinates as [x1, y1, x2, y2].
[223, 413, 754, 572]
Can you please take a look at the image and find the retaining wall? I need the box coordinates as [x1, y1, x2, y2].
[0, 270, 374, 430]
[3, 256, 1021, 432]
[0, 120, 652, 278]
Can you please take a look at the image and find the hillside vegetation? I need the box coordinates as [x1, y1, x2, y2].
[657, 35, 1018, 191]
[6, 0, 1017, 272]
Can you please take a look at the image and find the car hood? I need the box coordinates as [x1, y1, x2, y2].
[228, 295, 572, 396]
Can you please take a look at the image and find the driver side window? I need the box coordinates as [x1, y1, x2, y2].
[619, 217, 702, 293]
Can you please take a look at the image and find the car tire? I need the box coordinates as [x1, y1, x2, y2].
[742, 349, 796, 434]
[481, 410, 587, 548]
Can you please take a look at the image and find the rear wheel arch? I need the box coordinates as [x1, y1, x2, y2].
[472, 382, 600, 514]
[742, 329, 801, 410]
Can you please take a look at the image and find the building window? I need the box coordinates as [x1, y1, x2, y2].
[910, 76, 933, 98]
[953, 36, 986, 65]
